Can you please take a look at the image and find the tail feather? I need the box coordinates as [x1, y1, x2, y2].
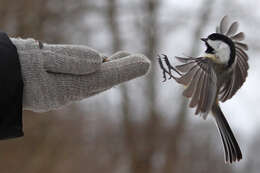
[212, 104, 242, 163]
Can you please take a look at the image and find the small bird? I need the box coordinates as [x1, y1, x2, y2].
[158, 16, 249, 163]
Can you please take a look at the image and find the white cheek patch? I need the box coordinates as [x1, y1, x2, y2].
[207, 40, 230, 64]
[207, 40, 221, 50]
[216, 42, 230, 64]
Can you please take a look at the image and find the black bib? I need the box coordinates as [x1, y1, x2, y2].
[0, 32, 24, 140]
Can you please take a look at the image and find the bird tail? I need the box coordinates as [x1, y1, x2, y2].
[211, 103, 242, 163]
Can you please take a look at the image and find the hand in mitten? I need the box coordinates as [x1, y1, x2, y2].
[11, 38, 151, 112]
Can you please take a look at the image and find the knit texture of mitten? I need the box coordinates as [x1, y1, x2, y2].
[11, 38, 150, 112]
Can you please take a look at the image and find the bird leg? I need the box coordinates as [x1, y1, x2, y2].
[158, 54, 179, 82]
[158, 56, 168, 82]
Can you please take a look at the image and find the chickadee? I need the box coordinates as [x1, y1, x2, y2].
[158, 16, 249, 163]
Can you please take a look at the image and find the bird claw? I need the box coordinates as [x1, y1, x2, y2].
[158, 54, 179, 82]
[162, 54, 182, 76]
[162, 79, 167, 82]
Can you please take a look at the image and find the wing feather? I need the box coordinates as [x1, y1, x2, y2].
[174, 58, 217, 118]
[226, 22, 239, 36]
[216, 16, 249, 102]
[219, 47, 249, 102]
[203, 67, 217, 118]
[175, 62, 196, 73]
[231, 32, 245, 41]
[175, 65, 197, 86]
[236, 47, 249, 60]
[175, 56, 197, 63]
[236, 53, 247, 78]
[220, 15, 229, 34]
[234, 42, 248, 50]
[196, 70, 207, 115]
[189, 70, 204, 108]
[183, 67, 201, 97]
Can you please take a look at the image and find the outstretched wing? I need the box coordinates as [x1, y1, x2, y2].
[216, 15, 249, 102]
[174, 57, 217, 119]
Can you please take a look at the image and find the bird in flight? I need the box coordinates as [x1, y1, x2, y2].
[158, 15, 249, 163]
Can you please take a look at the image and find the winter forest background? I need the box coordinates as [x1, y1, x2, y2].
[0, 0, 260, 173]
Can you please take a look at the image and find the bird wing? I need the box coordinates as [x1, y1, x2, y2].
[175, 57, 217, 119]
[219, 46, 249, 102]
[216, 15, 249, 102]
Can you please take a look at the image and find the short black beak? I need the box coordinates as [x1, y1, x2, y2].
[201, 38, 208, 42]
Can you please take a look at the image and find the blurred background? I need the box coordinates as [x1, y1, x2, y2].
[0, 0, 259, 172]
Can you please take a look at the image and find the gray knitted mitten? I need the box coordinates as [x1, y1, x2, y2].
[11, 38, 151, 112]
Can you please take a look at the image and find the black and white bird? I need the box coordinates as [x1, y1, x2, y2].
[158, 15, 249, 163]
